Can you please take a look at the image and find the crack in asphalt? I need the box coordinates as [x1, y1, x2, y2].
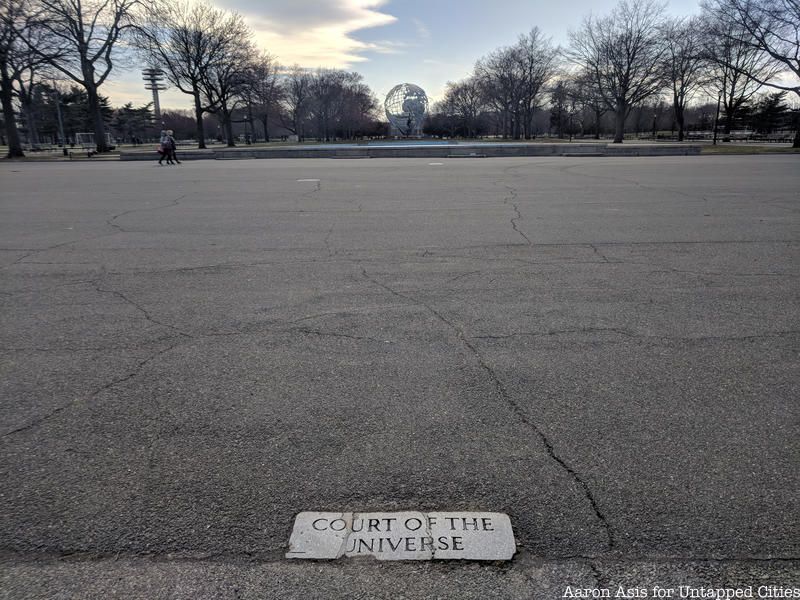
[296, 179, 321, 212]
[1, 546, 799, 564]
[588, 244, 612, 263]
[589, 562, 610, 589]
[557, 163, 714, 206]
[93, 282, 194, 339]
[471, 329, 799, 343]
[632, 262, 797, 279]
[445, 270, 481, 283]
[415, 240, 799, 251]
[3, 194, 188, 270]
[106, 194, 187, 233]
[4, 239, 795, 278]
[324, 225, 336, 257]
[0, 279, 101, 297]
[3, 234, 119, 270]
[2, 335, 184, 354]
[3, 343, 182, 437]
[495, 180, 532, 246]
[473, 328, 638, 341]
[290, 327, 388, 343]
[361, 267, 616, 552]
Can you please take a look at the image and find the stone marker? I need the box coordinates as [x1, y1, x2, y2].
[286, 511, 515, 561]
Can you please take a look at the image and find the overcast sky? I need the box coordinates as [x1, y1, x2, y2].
[104, 0, 703, 111]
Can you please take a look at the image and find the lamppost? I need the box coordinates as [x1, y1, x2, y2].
[52, 82, 67, 155]
[713, 92, 722, 146]
[53, 81, 65, 146]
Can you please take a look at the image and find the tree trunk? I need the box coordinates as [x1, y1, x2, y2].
[613, 101, 627, 143]
[85, 82, 108, 153]
[262, 115, 269, 142]
[594, 108, 602, 140]
[222, 103, 235, 147]
[673, 92, 682, 142]
[523, 109, 532, 139]
[793, 128, 799, 149]
[19, 92, 40, 146]
[0, 63, 24, 158]
[723, 107, 734, 137]
[193, 91, 206, 149]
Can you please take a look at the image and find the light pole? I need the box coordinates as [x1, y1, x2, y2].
[52, 82, 67, 155]
[53, 82, 65, 146]
[713, 92, 722, 146]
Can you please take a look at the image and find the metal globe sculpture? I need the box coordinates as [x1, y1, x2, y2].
[385, 83, 428, 137]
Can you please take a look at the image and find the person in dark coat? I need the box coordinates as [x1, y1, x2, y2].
[158, 129, 172, 166]
[166, 130, 180, 164]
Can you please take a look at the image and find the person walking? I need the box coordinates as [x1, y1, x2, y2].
[158, 129, 172, 166]
[166, 130, 180, 164]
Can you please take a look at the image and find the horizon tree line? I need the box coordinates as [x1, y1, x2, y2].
[1, 0, 798, 157]
[431, 0, 798, 146]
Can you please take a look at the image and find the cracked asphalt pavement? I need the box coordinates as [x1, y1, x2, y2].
[1, 156, 798, 598]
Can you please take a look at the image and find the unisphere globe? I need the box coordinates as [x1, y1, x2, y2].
[384, 83, 428, 136]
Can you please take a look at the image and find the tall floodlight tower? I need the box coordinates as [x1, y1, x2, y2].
[142, 68, 167, 122]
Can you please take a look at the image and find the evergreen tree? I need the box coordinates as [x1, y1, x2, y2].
[749, 92, 790, 134]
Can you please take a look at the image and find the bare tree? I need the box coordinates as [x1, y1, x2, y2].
[1, 0, 60, 155]
[241, 52, 281, 142]
[572, 70, 608, 139]
[548, 79, 582, 138]
[198, 16, 253, 147]
[281, 65, 311, 140]
[514, 28, 560, 139]
[475, 47, 520, 138]
[568, 0, 668, 143]
[139, 1, 249, 148]
[9, 14, 59, 147]
[708, 0, 799, 145]
[336, 74, 377, 140]
[24, 0, 140, 152]
[441, 77, 484, 138]
[700, 1, 782, 137]
[550, 79, 569, 138]
[1, 0, 30, 156]
[308, 68, 347, 142]
[662, 17, 707, 141]
[297, 69, 377, 141]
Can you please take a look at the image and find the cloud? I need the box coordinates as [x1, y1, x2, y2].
[218, 0, 399, 68]
[102, 1, 400, 110]
[411, 18, 430, 40]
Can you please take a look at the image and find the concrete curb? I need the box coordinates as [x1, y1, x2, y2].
[119, 143, 702, 161]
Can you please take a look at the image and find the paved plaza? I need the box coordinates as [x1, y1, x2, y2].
[1, 156, 798, 598]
